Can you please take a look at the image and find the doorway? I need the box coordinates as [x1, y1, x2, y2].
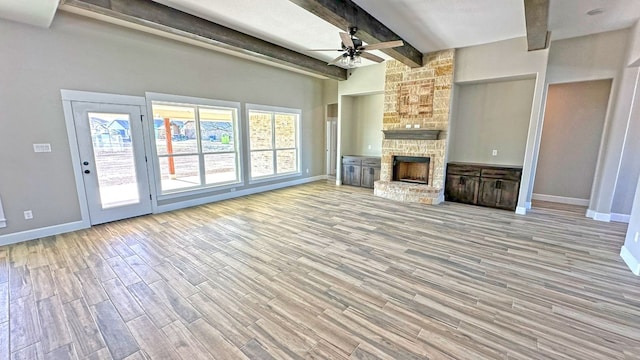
[532, 79, 612, 211]
[64, 92, 152, 225]
[326, 103, 338, 177]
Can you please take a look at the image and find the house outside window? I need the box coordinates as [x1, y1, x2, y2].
[247, 104, 301, 181]
[148, 95, 241, 195]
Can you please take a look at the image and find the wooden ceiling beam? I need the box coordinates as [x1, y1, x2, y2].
[289, 0, 423, 68]
[524, 0, 551, 51]
[60, 0, 348, 80]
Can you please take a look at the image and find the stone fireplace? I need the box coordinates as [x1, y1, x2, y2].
[374, 49, 454, 205]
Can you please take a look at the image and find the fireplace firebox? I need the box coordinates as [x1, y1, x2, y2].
[392, 156, 430, 185]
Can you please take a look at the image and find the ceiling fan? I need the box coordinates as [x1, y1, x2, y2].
[310, 26, 404, 68]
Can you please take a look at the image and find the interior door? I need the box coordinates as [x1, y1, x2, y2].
[71, 101, 152, 225]
[326, 119, 338, 176]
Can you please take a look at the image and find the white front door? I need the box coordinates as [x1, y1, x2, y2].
[71, 101, 152, 225]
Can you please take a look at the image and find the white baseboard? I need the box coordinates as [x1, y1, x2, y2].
[0, 220, 89, 247]
[532, 193, 589, 206]
[611, 213, 631, 223]
[157, 175, 328, 213]
[621, 245, 640, 276]
[515, 206, 527, 215]
[586, 209, 611, 222]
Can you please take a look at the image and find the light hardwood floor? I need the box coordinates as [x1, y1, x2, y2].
[0, 181, 638, 359]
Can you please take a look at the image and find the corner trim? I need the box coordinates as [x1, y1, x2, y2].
[620, 245, 640, 276]
[611, 213, 631, 223]
[515, 206, 527, 215]
[0, 220, 89, 247]
[586, 209, 611, 222]
[532, 193, 589, 206]
[156, 175, 328, 213]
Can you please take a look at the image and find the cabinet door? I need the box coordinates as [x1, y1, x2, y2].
[361, 166, 380, 188]
[478, 178, 499, 207]
[478, 179, 519, 210]
[495, 179, 519, 210]
[445, 175, 479, 204]
[342, 165, 361, 186]
[351, 165, 361, 186]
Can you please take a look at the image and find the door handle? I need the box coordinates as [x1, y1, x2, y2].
[84, 170, 91, 174]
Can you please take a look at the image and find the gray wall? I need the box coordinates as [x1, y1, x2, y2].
[448, 78, 535, 165]
[0, 13, 327, 236]
[533, 80, 611, 200]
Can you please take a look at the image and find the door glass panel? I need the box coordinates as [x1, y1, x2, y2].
[88, 112, 140, 209]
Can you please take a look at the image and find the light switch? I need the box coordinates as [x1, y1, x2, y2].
[33, 144, 52, 153]
[492, 149, 498, 156]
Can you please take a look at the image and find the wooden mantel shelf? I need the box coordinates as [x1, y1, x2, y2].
[382, 129, 441, 140]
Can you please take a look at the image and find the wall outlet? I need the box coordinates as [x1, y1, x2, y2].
[367, 145, 372, 150]
[635, 232, 639, 243]
[306, 168, 309, 173]
[33, 144, 52, 153]
[492, 149, 498, 156]
[24, 210, 33, 220]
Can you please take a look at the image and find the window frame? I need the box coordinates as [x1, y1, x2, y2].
[246, 103, 302, 183]
[146, 93, 243, 200]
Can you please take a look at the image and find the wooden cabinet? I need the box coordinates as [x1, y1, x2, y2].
[445, 162, 522, 211]
[342, 156, 380, 188]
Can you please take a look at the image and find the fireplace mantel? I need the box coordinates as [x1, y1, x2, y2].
[382, 129, 441, 140]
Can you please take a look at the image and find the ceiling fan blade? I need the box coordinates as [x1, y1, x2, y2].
[360, 52, 385, 63]
[308, 49, 343, 52]
[339, 32, 355, 48]
[328, 55, 345, 65]
[361, 40, 404, 51]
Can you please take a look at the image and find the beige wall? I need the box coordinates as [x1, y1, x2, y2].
[350, 94, 384, 156]
[533, 80, 611, 200]
[0, 13, 327, 237]
[449, 78, 535, 165]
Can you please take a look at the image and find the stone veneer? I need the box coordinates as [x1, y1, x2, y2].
[374, 49, 455, 204]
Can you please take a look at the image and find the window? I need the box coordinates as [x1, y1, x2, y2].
[247, 105, 300, 180]
[150, 97, 241, 195]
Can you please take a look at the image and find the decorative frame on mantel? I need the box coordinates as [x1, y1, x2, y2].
[382, 129, 441, 140]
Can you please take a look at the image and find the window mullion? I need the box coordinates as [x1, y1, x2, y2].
[271, 112, 277, 175]
[194, 106, 205, 186]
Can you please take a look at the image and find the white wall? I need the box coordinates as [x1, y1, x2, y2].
[533, 80, 611, 201]
[455, 37, 549, 214]
[0, 13, 327, 239]
[449, 78, 535, 165]
[545, 29, 638, 220]
[628, 20, 640, 66]
[621, 176, 640, 275]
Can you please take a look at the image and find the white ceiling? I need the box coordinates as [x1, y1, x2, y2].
[0, 0, 57, 27]
[154, 0, 640, 63]
[549, 0, 640, 40]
